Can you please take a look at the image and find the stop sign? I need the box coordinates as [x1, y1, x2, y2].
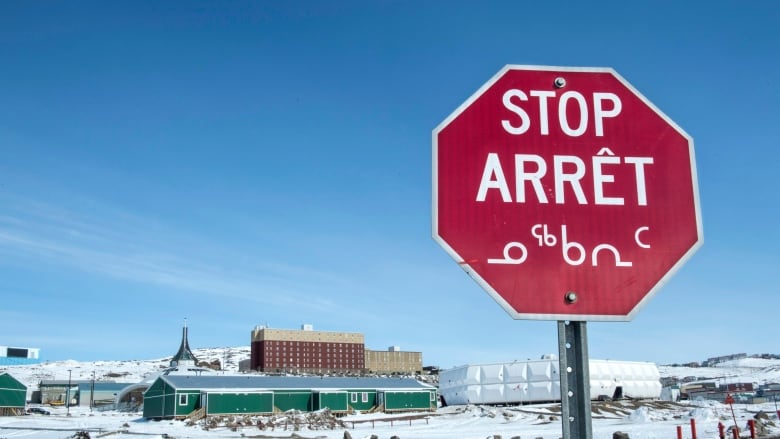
[433, 65, 702, 321]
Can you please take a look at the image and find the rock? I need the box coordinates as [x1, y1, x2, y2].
[613, 431, 630, 439]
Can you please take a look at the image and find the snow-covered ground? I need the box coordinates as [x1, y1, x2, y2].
[2, 400, 777, 439]
[659, 357, 780, 387]
[1, 350, 779, 439]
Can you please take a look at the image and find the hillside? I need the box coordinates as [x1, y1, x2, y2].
[4, 348, 780, 395]
[659, 357, 780, 386]
[1, 346, 252, 391]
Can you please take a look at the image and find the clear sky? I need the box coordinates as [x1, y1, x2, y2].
[1, 1, 778, 369]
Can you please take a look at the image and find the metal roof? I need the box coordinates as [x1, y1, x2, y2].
[160, 375, 434, 392]
[76, 382, 134, 392]
[40, 380, 95, 386]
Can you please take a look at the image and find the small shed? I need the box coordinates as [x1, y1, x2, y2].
[77, 382, 135, 407]
[143, 375, 436, 419]
[39, 380, 85, 406]
[0, 372, 27, 416]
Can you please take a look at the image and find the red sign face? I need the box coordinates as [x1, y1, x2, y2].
[433, 65, 702, 321]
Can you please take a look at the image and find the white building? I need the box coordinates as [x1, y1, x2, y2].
[0, 346, 40, 365]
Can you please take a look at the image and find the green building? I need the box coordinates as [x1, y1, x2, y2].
[0, 372, 27, 416]
[143, 375, 436, 419]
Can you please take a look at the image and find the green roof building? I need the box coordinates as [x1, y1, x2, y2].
[143, 375, 436, 419]
[0, 372, 27, 416]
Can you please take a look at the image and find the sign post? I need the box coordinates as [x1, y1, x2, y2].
[726, 393, 738, 433]
[433, 65, 702, 439]
[559, 321, 592, 439]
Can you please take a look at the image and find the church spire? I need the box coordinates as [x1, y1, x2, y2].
[170, 318, 198, 367]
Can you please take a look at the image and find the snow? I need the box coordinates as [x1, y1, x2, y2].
[5, 402, 777, 439]
[689, 406, 719, 423]
[2, 349, 779, 439]
[658, 358, 780, 386]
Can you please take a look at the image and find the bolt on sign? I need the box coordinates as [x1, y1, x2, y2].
[432, 65, 703, 321]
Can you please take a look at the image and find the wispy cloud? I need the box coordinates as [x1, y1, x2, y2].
[0, 191, 348, 313]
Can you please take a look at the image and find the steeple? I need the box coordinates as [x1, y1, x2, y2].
[170, 318, 198, 367]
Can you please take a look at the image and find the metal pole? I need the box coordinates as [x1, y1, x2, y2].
[558, 320, 592, 439]
[90, 371, 95, 412]
[66, 369, 72, 416]
[729, 400, 738, 432]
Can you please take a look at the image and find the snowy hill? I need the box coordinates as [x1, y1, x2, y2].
[0, 346, 251, 391]
[659, 358, 780, 386]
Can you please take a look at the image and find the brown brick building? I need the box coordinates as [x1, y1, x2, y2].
[365, 346, 423, 375]
[250, 325, 366, 374]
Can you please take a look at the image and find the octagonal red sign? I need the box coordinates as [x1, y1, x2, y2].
[433, 65, 703, 321]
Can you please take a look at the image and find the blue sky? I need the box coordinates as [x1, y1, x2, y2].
[0, 1, 777, 368]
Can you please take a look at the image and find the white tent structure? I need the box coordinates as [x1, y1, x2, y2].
[438, 358, 661, 405]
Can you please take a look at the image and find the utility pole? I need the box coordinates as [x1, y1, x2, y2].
[90, 371, 95, 412]
[66, 369, 72, 416]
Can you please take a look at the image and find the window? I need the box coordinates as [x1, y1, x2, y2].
[430, 392, 436, 402]
[351, 392, 358, 403]
[179, 394, 188, 406]
[7, 348, 27, 358]
[361, 392, 369, 403]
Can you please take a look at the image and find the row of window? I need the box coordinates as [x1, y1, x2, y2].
[348, 392, 436, 403]
[350, 392, 370, 403]
[265, 356, 362, 362]
[266, 348, 361, 354]
[264, 352, 363, 358]
[264, 362, 362, 368]
[265, 344, 361, 348]
[179, 391, 434, 406]
[262, 353, 364, 361]
[264, 341, 363, 347]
